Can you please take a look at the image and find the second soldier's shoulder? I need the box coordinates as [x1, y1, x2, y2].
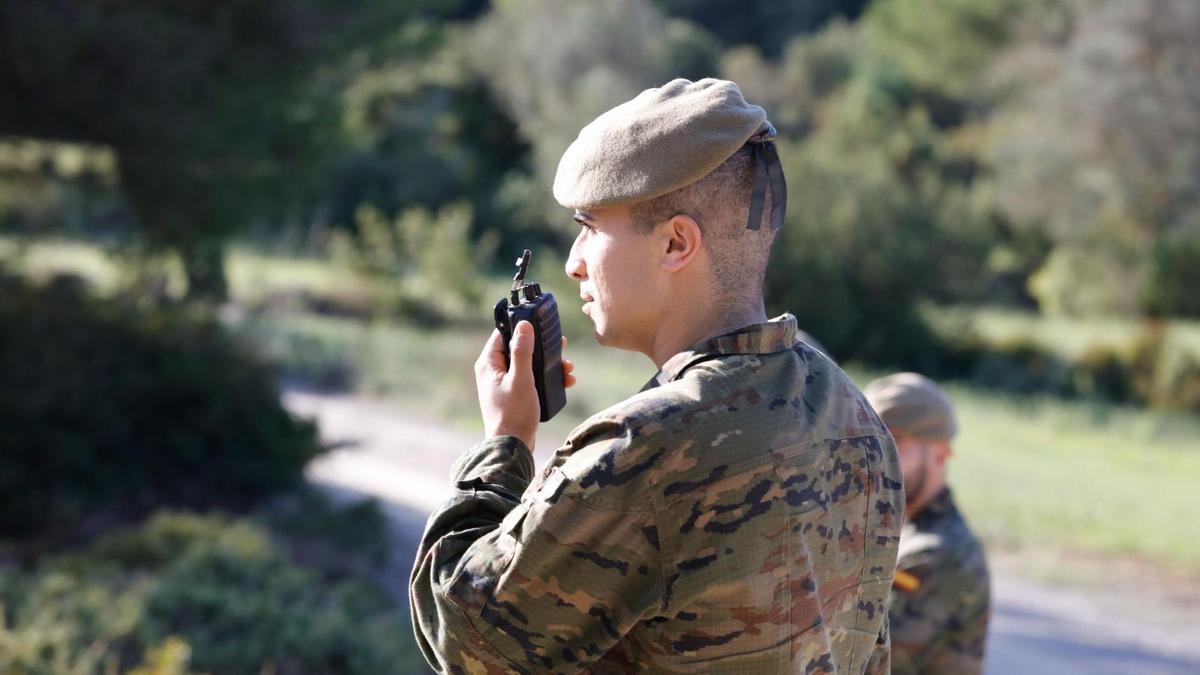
[899, 500, 989, 577]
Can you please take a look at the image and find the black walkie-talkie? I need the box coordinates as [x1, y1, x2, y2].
[494, 250, 566, 422]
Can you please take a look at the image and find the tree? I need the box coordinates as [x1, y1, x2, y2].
[989, 0, 1200, 316]
[720, 19, 860, 139]
[0, 0, 411, 299]
[468, 0, 721, 241]
[759, 0, 1035, 361]
[323, 20, 530, 251]
[653, 0, 870, 56]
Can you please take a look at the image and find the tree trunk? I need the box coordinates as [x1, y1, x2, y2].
[181, 240, 229, 302]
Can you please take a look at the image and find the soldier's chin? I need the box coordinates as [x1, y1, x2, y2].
[591, 323, 610, 346]
[583, 306, 606, 343]
[587, 311, 637, 351]
[591, 323, 640, 352]
[591, 324, 626, 350]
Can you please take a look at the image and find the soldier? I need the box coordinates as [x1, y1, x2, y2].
[410, 78, 904, 674]
[863, 373, 990, 675]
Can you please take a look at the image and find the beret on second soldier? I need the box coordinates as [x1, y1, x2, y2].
[863, 372, 958, 442]
[553, 78, 770, 209]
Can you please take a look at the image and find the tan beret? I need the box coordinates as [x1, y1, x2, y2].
[553, 78, 769, 209]
[863, 372, 958, 441]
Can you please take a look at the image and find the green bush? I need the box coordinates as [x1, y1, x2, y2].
[962, 336, 1073, 397]
[328, 202, 496, 324]
[239, 308, 361, 392]
[0, 512, 421, 675]
[255, 487, 392, 570]
[765, 122, 953, 367]
[1027, 246, 1138, 317]
[139, 541, 398, 674]
[0, 565, 157, 675]
[0, 272, 323, 540]
[936, 322, 1200, 412]
[1146, 224, 1200, 318]
[1073, 346, 1134, 402]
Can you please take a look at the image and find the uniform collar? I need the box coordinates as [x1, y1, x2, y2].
[914, 487, 956, 523]
[645, 314, 799, 389]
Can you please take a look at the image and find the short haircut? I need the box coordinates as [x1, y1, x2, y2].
[629, 146, 778, 305]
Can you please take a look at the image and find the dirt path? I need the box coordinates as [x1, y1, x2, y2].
[287, 389, 1200, 675]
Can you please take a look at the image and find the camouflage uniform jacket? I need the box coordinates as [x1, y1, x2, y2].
[889, 487, 990, 675]
[410, 314, 905, 674]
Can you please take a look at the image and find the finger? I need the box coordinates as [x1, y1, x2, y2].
[507, 321, 535, 387]
[561, 335, 568, 349]
[476, 329, 508, 377]
[561, 357, 575, 388]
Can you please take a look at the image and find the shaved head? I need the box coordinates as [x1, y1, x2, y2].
[629, 146, 777, 309]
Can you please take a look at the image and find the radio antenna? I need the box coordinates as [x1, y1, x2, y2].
[509, 249, 532, 303]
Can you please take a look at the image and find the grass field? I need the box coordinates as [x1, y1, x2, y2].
[9, 238, 1200, 578]
[926, 303, 1200, 360]
[0, 236, 390, 305]
[943, 385, 1200, 575]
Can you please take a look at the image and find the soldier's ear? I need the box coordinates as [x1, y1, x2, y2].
[659, 214, 702, 273]
[932, 441, 953, 465]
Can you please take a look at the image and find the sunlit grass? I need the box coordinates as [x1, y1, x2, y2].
[927, 303, 1200, 360]
[0, 237, 387, 306]
[0, 236, 125, 291]
[227, 249, 388, 305]
[943, 386, 1200, 574]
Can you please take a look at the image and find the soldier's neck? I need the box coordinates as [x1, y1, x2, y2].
[906, 479, 948, 520]
[648, 297, 767, 369]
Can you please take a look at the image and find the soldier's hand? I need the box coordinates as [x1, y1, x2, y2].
[562, 336, 577, 389]
[476, 322, 576, 450]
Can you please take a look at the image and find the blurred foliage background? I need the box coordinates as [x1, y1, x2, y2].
[1, 0, 1199, 672]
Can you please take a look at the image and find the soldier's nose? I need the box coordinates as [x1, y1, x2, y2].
[566, 239, 587, 281]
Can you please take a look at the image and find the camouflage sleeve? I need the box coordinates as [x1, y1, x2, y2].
[861, 613, 891, 675]
[409, 434, 663, 674]
[889, 556, 989, 675]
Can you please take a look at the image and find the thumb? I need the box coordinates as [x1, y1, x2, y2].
[479, 329, 507, 375]
[507, 321, 535, 387]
